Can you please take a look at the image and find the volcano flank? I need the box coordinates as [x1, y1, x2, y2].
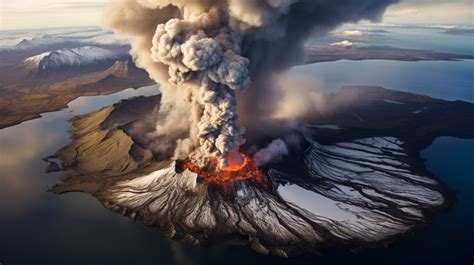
[48, 86, 474, 256]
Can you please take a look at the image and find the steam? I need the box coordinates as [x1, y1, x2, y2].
[253, 139, 288, 167]
[103, 0, 398, 168]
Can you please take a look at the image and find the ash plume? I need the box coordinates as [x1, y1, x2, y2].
[103, 0, 398, 168]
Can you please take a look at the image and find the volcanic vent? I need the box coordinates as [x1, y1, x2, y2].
[178, 151, 268, 191]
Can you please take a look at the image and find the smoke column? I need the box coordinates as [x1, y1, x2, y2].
[103, 0, 398, 168]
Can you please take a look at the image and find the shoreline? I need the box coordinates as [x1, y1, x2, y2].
[46, 86, 473, 256]
[0, 83, 156, 130]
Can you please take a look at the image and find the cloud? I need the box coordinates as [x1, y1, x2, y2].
[2, 0, 472, 30]
[331, 29, 389, 42]
[383, 0, 473, 25]
[1, 0, 107, 10]
[337, 30, 363, 37]
[330, 40, 355, 48]
[429, 25, 459, 29]
[1, 0, 108, 30]
[103, 0, 397, 168]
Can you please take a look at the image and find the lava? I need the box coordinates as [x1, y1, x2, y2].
[180, 152, 268, 187]
[223, 151, 247, 172]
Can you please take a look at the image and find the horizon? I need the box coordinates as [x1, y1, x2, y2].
[2, 21, 473, 32]
[1, 0, 473, 31]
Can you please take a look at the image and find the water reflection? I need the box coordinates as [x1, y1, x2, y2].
[292, 60, 474, 102]
[0, 85, 166, 263]
[0, 125, 62, 214]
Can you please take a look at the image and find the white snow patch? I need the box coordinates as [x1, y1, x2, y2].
[278, 184, 359, 222]
[23, 46, 116, 69]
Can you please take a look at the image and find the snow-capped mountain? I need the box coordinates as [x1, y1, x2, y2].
[0, 28, 131, 53]
[23, 46, 117, 75]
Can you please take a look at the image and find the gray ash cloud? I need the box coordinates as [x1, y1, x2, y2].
[103, 0, 398, 168]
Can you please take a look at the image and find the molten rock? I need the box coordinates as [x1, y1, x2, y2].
[179, 152, 268, 189]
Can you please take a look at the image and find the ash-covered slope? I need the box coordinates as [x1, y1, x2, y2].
[50, 117, 446, 256]
[23, 46, 116, 76]
[95, 134, 444, 256]
[48, 86, 474, 256]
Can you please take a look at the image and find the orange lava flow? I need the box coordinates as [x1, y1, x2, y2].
[180, 152, 268, 186]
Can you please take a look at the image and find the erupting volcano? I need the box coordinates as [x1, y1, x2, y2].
[30, 0, 469, 260]
[102, 0, 400, 171]
[179, 151, 268, 188]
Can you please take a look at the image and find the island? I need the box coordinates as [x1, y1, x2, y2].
[48, 86, 474, 257]
[304, 44, 474, 64]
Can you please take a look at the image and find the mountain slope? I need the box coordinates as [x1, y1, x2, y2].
[23, 46, 116, 76]
[0, 59, 153, 129]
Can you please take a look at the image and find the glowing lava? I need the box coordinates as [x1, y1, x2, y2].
[223, 151, 247, 172]
[180, 152, 268, 186]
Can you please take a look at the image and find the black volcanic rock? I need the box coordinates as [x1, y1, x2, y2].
[45, 162, 61, 173]
[298, 86, 474, 149]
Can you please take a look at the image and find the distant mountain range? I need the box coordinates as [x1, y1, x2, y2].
[8, 35, 67, 50]
[1, 26, 473, 130]
[0, 30, 129, 51]
[0, 57, 154, 129]
[0, 28, 154, 129]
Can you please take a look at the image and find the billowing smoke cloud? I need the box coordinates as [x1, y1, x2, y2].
[103, 0, 398, 168]
[253, 139, 288, 167]
[269, 73, 326, 121]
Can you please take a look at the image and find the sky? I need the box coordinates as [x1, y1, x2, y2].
[0, 0, 473, 30]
